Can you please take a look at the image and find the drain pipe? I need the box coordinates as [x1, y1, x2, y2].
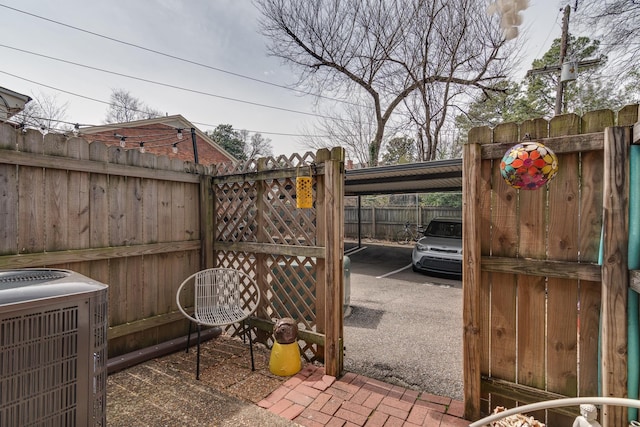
[107, 327, 221, 374]
[191, 127, 199, 164]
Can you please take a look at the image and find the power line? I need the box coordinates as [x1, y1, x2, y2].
[0, 2, 362, 108]
[0, 69, 114, 106]
[1, 75, 332, 138]
[0, 43, 356, 123]
[531, 9, 562, 61]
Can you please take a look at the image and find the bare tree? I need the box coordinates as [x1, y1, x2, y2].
[12, 91, 69, 133]
[573, 0, 640, 72]
[105, 89, 163, 123]
[301, 96, 401, 166]
[247, 132, 273, 159]
[210, 127, 272, 160]
[435, 127, 463, 160]
[255, 0, 510, 165]
[400, 83, 465, 161]
[400, 1, 518, 161]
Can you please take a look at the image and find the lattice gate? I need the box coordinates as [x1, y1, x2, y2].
[204, 148, 345, 376]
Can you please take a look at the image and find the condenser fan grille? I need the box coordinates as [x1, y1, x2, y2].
[0, 270, 69, 286]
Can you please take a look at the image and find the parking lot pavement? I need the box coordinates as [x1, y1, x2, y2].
[346, 241, 462, 287]
[344, 242, 464, 401]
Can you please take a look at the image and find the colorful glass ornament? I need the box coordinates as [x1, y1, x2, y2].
[500, 142, 559, 190]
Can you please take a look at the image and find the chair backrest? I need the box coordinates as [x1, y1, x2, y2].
[176, 268, 260, 327]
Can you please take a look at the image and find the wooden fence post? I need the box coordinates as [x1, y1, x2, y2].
[323, 147, 345, 376]
[601, 126, 631, 426]
[253, 157, 271, 340]
[200, 174, 214, 269]
[463, 140, 482, 420]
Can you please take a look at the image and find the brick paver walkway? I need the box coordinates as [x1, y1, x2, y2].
[258, 365, 470, 427]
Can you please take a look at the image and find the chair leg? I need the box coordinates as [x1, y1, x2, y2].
[247, 321, 255, 371]
[186, 321, 192, 353]
[196, 324, 201, 380]
[242, 320, 256, 371]
[242, 320, 247, 344]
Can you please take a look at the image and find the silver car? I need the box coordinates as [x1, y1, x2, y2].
[412, 217, 462, 276]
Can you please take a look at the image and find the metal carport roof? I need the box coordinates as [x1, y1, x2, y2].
[344, 158, 463, 196]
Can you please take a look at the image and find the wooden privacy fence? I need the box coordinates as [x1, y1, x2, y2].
[463, 105, 639, 426]
[344, 205, 461, 240]
[0, 123, 346, 375]
[0, 125, 206, 357]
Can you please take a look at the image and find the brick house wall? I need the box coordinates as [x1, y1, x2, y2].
[81, 116, 235, 165]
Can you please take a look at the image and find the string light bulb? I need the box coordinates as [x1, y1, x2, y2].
[120, 137, 126, 148]
[139, 142, 145, 153]
[172, 143, 179, 154]
[177, 129, 183, 140]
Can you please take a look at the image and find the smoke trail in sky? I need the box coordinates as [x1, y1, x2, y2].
[487, 0, 530, 40]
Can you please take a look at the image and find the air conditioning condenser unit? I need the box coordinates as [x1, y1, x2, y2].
[0, 269, 108, 426]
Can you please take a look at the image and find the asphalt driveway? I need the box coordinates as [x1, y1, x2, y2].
[344, 242, 463, 400]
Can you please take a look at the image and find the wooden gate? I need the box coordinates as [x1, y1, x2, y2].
[206, 148, 345, 376]
[463, 105, 639, 425]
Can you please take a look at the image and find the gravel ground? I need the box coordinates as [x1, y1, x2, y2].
[343, 271, 464, 400]
[107, 335, 297, 427]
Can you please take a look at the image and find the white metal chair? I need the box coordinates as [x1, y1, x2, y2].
[176, 268, 261, 380]
[468, 397, 640, 426]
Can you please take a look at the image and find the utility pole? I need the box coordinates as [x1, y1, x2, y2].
[525, 4, 601, 116]
[554, 5, 571, 115]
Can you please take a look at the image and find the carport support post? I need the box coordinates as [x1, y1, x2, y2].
[320, 147, 345, 377]
[462, 140, 482, 420]
[357, 195, 362, 247]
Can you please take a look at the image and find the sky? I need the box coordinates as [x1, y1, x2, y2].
[1, 0, 565, 158]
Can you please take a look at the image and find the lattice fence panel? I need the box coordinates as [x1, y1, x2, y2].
[212, 152, 323, 362]
[214, 250, 256, 275]
[263, 178, 316, 246]
[212, 152, 317, 175]
[215, 181, 258, 243]
[299, 341, 321, 362]
[264, 255, 317, 328]
[213, 251, 259, 338]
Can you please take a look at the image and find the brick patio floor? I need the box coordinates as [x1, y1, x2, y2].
[107, 335, 471, 426]
[259, 364, 470, 427]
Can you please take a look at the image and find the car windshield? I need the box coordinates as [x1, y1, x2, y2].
[424, 221, 462, 239]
